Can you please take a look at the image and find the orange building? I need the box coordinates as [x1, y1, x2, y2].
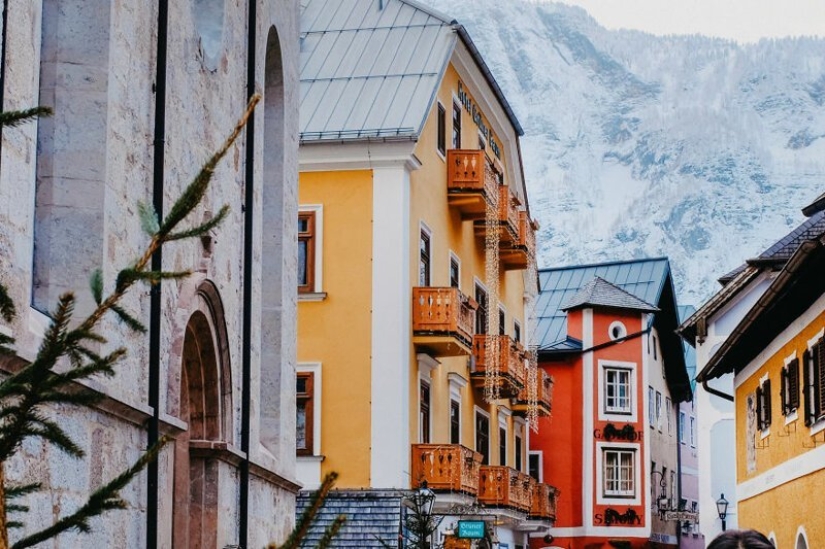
[531, 260, 692, 549]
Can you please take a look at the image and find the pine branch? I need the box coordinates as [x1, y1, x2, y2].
[0, 107, 52, 129]
[10, 437, 168, 549]
[0, 283, 15, 323]
[316, 515, 346, 549]
[89, 270, 103, 306]
[272, 471, 339, 549]
[163, 204, 230, 242]
[108, 305, 146, 333]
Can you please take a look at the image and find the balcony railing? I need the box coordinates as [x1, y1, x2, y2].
[501, 211, 537, 271]
[412, 287, 476, 356]
[528, 479, 558, 521]
[499, 185, 520, 243]
[446, 150, 499, 219]
[477, 466, 532, 512]
[512, 367, 553, 417]
[411, 444, 482, 495]
[471, 334, 526, 396]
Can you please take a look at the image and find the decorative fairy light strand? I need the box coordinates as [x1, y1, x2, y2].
[484, 163, 501, 402]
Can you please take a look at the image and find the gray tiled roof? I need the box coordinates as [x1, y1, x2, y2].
[296, 489, 406, 548]
[561, 276, 659, 313]
[534, 258, 670, 352]
[299, 0, 455, 142]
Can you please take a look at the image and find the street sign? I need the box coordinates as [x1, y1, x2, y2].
[664, 510, 699, 522]
[457, 520, 485, 539]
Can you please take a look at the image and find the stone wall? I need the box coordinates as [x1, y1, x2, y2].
[0, 0, 300, 546]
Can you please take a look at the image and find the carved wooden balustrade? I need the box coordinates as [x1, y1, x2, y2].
[513, 367, 553, 417]
[446, 150, 499, 219]
[477, 466, 532, 512]
[471, 334, 526, 396]
[498, 185, 521, 243]
[501, 211, 537, 271]
[528, 478, 558, 521]
[412, 287, 476, 356]
[411, 444, 482, 495]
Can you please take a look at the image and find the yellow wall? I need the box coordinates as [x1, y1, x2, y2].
[734, 309, 825, 543]
[407, 63, 528, 468]
[298, 169, 373, 488]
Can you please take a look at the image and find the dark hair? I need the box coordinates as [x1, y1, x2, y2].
[707, 530, 773, 549]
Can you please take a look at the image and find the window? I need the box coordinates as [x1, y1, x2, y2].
[436, 102, 446, 156]
[296, 372, 314, 456]
[298, 211, 315, 294]
[499, 426, 507, 466]
[475, 284, 488, 335]
[679, 410, 686, 444]
[690, 416, 696, 447]
[515, 433, 523, 471]
[528, 452, 541, 481]
[648, 386, 655, 426]
[609, 321, 627, 341]
[452, 101, 462, 149]
[419, 229, 431, 287]
[498, 308, 506, 336]
[513, 320, 521, 345]
[756, 377, 772, 432]
[803, 338, 825, 426]
[652, 335, 658, 360]
[475, 410, 490, 465]
[478, 134, 486, 151]
[656, 391, 663, 431]
[420, 381, 431, 443]
[666, 397, 672, 435]
[604, 367, 632, 414]
[782, 356, 800, 416]
[450, 399, 461, 444]
[449, 255, 460, 289]
[603, 448, 635, 498]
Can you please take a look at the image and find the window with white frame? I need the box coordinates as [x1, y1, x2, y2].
[690, 416, 696, 447]
[600, 361, 636, 421]
[756, 375, 772, 432]
[679, 410, 686, 444]
[656, 391, 663, 431]
[648, 386, 655, 426]
[604, 366, 632, 414]
[296, 363, 322, 456]
[603, 448, 636, 498]
[666, 397, 672, 435]
[419, 226, 431, 287]
[298, 205, 323, 296]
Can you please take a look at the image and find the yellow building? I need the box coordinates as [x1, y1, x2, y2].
[295, 1, 556, 546]
[691, 195, 825, 549]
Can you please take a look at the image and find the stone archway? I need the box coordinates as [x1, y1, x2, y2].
[171, 281, 232, 548]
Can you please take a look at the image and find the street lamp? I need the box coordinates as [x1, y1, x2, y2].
[649, 470, 669, 515]
[402, 480, 440, 549]
[411, 480, 436, 517]
[716, 493, 729, 532]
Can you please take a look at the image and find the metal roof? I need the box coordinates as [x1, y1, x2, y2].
[561, 276, 659, 313]
[534, 258, 670, 351]
[298, 0, 524, 144]
[299, 0, 456, 142]
[678, 305, 698, 393]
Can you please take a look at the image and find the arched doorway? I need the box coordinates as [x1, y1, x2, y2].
[172, 281, 232, 548]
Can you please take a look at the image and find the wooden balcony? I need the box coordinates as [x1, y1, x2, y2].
[412, 287, 476, 357]
[478, 466, 533, 512]
[501, 211, 537, 271]
[471, 335, 526, 397]
[528, 479, 558, 521]
[473, 185, 521, 244]
[447, 150, 499, 220]
[512, 368, 554, 417]
[411, 444, 482, 495]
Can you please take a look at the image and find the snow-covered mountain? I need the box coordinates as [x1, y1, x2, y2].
[425, 0, 825, 305]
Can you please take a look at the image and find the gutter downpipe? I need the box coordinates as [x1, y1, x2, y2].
[240, 0, 256, 545]
[0, 0, 8, 174]
[702, 380, 733, 402]
[147, 0, 169, 547]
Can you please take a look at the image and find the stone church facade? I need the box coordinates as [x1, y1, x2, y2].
[0, 0, 300, 546]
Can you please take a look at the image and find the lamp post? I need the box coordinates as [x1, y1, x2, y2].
[403, 480, 440, 549]
[649, 470, 669, 516]
[716, 493, 729, 532]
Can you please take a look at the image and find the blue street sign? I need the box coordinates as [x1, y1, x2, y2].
[457, 520, 485, 539]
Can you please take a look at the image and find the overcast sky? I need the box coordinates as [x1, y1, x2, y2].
[549, 0, 825, 43]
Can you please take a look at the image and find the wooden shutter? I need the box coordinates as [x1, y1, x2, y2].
[788, 358, 800, 411]
[818, 341, 825, 421]
[764, 378, 772, 428]
[803, 348, 813, 426]
[756, 385, 764, 431]
[781, 367, 788, 416]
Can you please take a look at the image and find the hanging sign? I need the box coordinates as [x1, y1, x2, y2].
[457, 520, 486, 539]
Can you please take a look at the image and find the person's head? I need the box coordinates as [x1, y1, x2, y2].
[707, 529, 773, 549]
